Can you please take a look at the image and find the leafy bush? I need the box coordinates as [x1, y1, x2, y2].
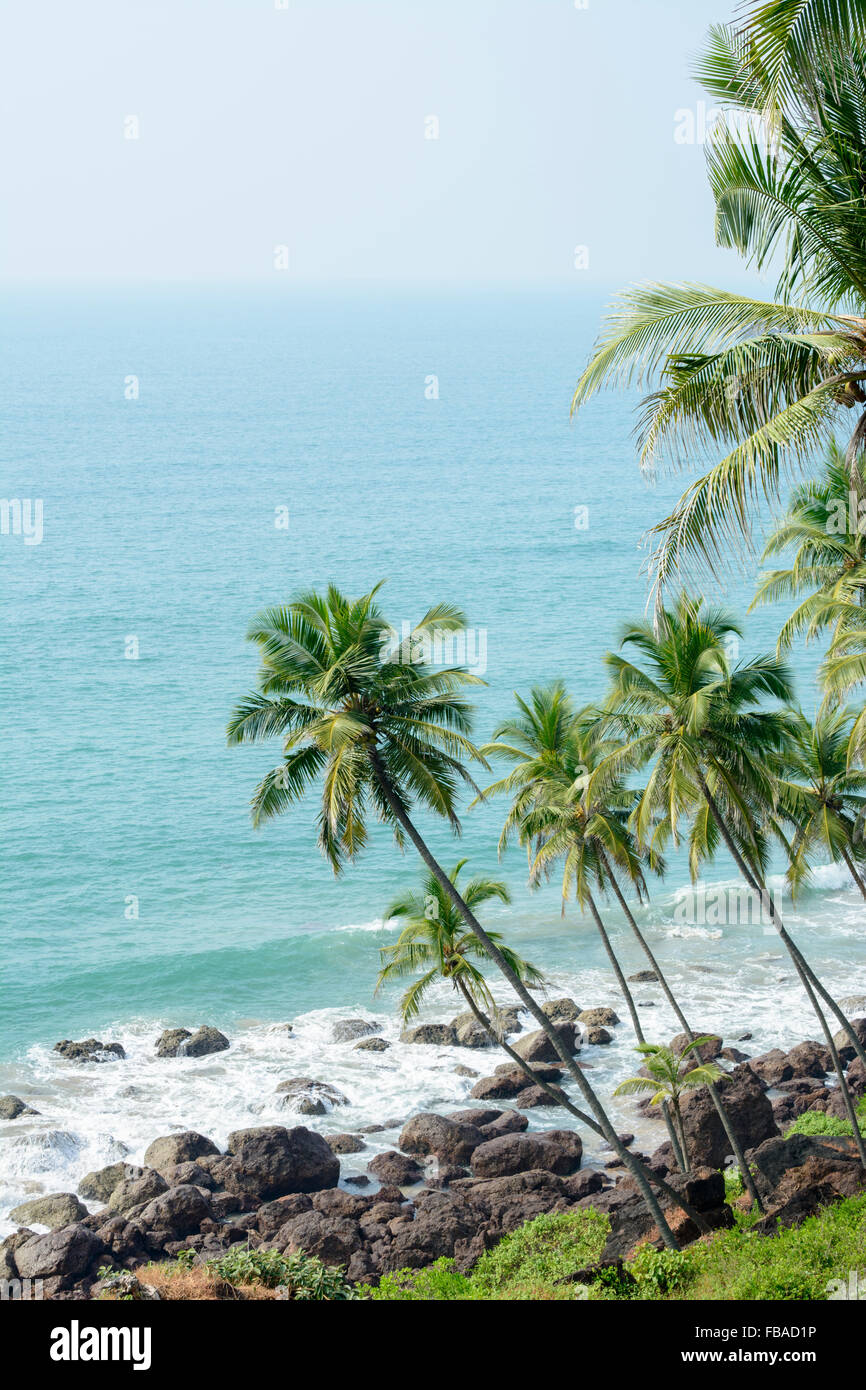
[627, 1243, 697, 1295]
[364, 1259, 479, 1302]
[212, 1245, 359, 1300]
[785, 1095, 866, 1139]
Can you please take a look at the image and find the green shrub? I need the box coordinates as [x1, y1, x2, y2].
[365, 1258, 478, 1302]
[212, 1245, 359, 1300]
[627, 1242, 697, 1295]
[784, 1095, 866, 1140]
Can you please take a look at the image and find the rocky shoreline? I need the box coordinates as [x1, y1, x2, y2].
[2, 1000, 866, 1299]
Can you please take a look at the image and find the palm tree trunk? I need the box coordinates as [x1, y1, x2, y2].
[841, 846, 866, 902]
[598, 848, 765, 1211]
[584, 888, 645, 1042]
[368, 748, 681, 1249]
[453, 977, 710, 1234]
[672, 1097, 690, 1172]
[696, 769, 866, 1169]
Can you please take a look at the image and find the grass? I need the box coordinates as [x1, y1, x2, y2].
[98, 1245, 360, 1302]
[366, 1192, 866, 1301]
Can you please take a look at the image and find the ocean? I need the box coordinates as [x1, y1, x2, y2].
[1, 284, 863, 1230]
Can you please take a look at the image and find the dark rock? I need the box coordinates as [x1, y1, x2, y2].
[53, 1038, 125, 1063]
[678, 1063, 778, 1168]
[107, 1170, 169, 1215]
[446, 1107, 503, 1128]
[136, 1184, 214, 1240]
[453, 1064, 478, 1077]
[449, 1012, 496, 1048]
[400, 1023, 457, 1046]
[78, 1162, 144, 1204]
[9, 1193, 87, 1229]
[0, 1094, 39, 1119]
[786, 1040, 832, 1078]
[353, 1037, 390, 1052]
[512, 1022, 578, 1064]
[15, 1224, 104, 1287]
[180, 1026, 229, 1058]
[225, 1125, 339, 1198]
[332, 1018, 381, 1043]
[562, 1169, 606, 1200]
[367, 1151, 424, 1185]
[578, 1008, 620, 1028]
[144, 1132, 220, 1170]
[831, 1016, 866, 1065]
[749, 1049, 794, 1086]
[719, 1047, 749, 1064]
[750, 1134, 866, 1231]
[256, 1193, 313, 1237]
[627, 971, 658, 984]
[479, 1110, 528, 1137]
[541, 998, 581, 1023]
[585, 1027, 612, 1046]
[517, 1084, 567, 1108]
[327, 1133, 366, 1155]
[276, 1077, 350, 1115]
[470, 1132, 582, 1179]
[155, 1028, 192, 1058]
[399, 1113, 484, 1164]
[670, 1033, 722, 1062]
[277, 1210, 363, 1264]
[160, 1162, 214, 1190]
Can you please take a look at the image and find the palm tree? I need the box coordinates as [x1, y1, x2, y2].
[227, 581, 682, 1246]
[772, 706, 866, 899]
[482, 683, 764, 1202]
[571, 13, 866, 602]
[599, 594, 866, 1165]
[751, 442, 866, 654]
[614, 1040, 724, 1173]
[377, 860, 542, 1028]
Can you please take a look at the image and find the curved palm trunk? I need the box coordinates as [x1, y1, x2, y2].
[841, 846, 866, 903]
[453, 977, 709, 1233]
[671, 1096, 690, 1171]
[599, 849, 765, 1211]
[368, 749, 680, 1249]
[697, 770, 866, 1169]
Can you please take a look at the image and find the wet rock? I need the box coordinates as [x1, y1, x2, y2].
[479, 1109, 528, 1137]
[78, 1162, 144, 1204]
[670, 1033, 723, 1062]
[275, 1078, 350, 1115]
[749, 1048, 794, 1086]
[578, 1008, 620, 1028]
[399, 1113, 484, 1165]
[512, 1022, 578, 1064]
[327, 1133, 366, 1155]
[470, 1132, 582, 1179]
[719, 1047, 749, 1064]
[155, 1028, 192, 1058]
[225, 1124, 339, 1198]
[786, 1040, 832, 1078]
[446, 1107, 503, 1129]
[367, 1151, 424, 1185]
[832, 1017, 866, 1065]
[517, 1084, 567, 1108]
[144, 1132, 220, 1170]
[400, 1023, 457, 1046]
[454, 1064, 479, 1077]
[449, 1012, 497, 1049]
[0, 1095, 39, 1119]
[107, 1169, 169, 1215]
[353, 1036, 390, 1052]
[332, 1018, 381, 1043]
[585, 1027, 612, 1046]
[627, 971, 658, 984]
[180, 1026, 230, 1058]
[541, 998, 581, 1024]
[9, 1192, 88, 1229]
[53, 1038, 125, 1063]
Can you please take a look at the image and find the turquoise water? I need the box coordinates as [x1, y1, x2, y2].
[1, 287, 863, 1226]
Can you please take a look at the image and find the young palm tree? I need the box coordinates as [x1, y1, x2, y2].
[599, 594, 866, 1165]
[481, 683, 764, 1201]
[377, 861, 542, 1029]
[571, 15, 866, 601]
[227, 582, 682, 1245]
[772, 706, 866, 899]
[614, 1041, 724, 1173]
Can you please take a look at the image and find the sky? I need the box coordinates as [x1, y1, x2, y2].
[0, 0, 763, 286]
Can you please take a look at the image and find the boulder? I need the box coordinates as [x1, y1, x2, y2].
[143, 1131, 220, 1170]
[719, 1047, 749, 1064]
[512, 1022, 578, 1064]
[53, 1037, 125, 1063]
[678, 1063, 778, 1169]
[136, 1184, 214, 1239]
[748, 1048, 794, 1086]
[0, 1095, 39, 1120]
[180, 1026, 230, 1058]
[399, 1113, 484, 1165]
[585, 1027, 612, 1046]
[15, 1224, 104, 1288]
[670, 1032, 723, 1062]
[541, 998, 581, 1024]
[400, 1023, 457, 1046]
[786, 1040, 831, 1078]
[225, 1125, 339, 1198]
[276, 1077, 350, 1115]
[750, 1134, 866, 1230]
[160, 1162, 214, 1189]
[9, 1192, 88, 1229]
[479, 1110, 528, 1137]
[627, 971, 658, 984]
[155, 1028, 192, 1058]
[832, 1017, 866, 1066]
[578, 1008, 620, 1028]
[516, 1084, 566, 1108]
[78, 1162, 144, 1204]
[327, 1133, 366, 1155]
[367, 1151, 424, 1185]
[332, 1018, 381, 1043]
[107, 1169, 169, 1215]
[353, 1036, 390, 1052]
[256, 1193, 313, 1237]
[470, 1133, 582, 1179]
[277, 1210, 363, 1264]
[449, 1013, 497, 1049]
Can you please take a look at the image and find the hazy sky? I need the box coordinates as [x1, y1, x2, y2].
[1, 0, 762, 286]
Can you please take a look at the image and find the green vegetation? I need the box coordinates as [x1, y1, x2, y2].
[367, 1195, 866, 1302]
[784, 1094, 866, 1139]
[211, 1245, 359, 1299]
